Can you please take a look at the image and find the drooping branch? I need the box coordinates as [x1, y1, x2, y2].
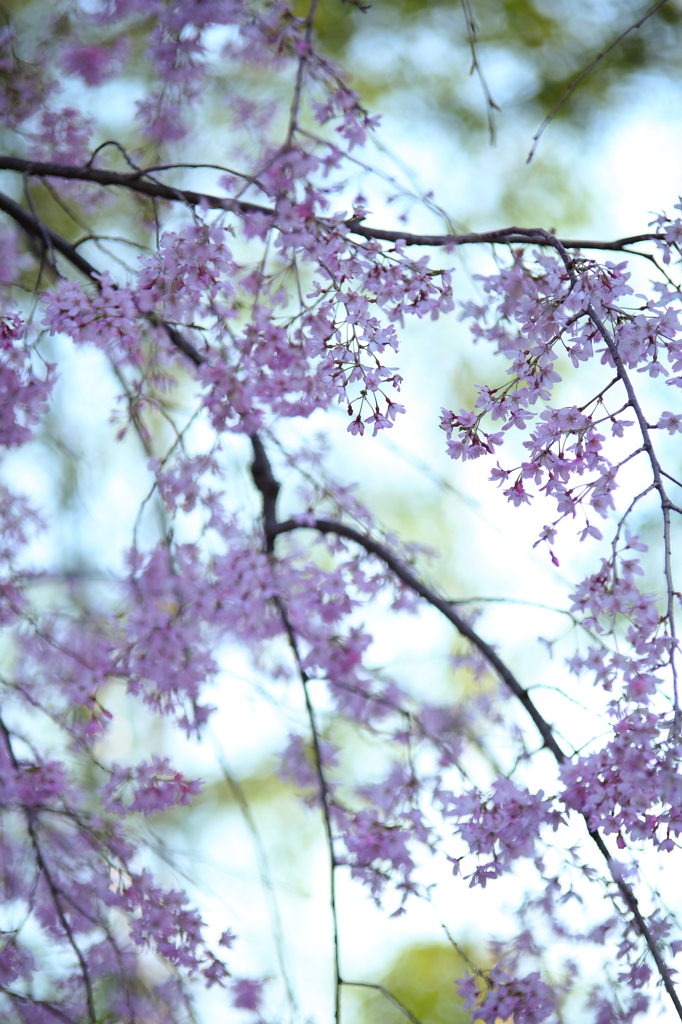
[527, 0, 670, 163]
[0, 157, 665, 253]
[275, 593, 342, 1024]
[538, 231, 682, 718]
[3, 141, 681, 1017]
[268, 512, 682, 1019]
[273, 516, 566, 763]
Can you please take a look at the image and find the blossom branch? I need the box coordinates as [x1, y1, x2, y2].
[588, 827, 682, 1018]
[0, 158, 665, 253]
[273, 516, 565, 762]
[271, 515, 682, 1018]
[585, 300, 681, 711]
[1, 1, 681, 1017]
[538, 231, 682, 717]
[0, 189, 207, 368]
[0, 717, 98, 1024]
[10, 182, 681, 1019]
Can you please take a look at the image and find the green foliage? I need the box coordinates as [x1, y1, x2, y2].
[348, 942, 479, 1024]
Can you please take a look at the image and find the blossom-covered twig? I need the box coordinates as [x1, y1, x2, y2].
[0, 158, 665, 253]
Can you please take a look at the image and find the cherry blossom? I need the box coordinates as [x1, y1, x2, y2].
[0, 1, 682, 1022]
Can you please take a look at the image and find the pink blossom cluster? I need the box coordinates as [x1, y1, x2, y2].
[101, 756, 202, 816]
[438, 777, 565, 885]
[446, 253, 682, 533]
[560, 709, 682, 848]
[121, 870, 226, 979]
[120, 543, 220, 730]
[0, 723, 226, 1005]
[0, 314, 53, 448]
[457, 967, 555, 1024]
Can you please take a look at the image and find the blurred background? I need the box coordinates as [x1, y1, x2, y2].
[3, 0, 682, 1021]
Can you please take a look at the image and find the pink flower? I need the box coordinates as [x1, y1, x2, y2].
[231, 977, 264, 1012]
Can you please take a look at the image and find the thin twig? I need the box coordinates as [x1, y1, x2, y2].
[274, 597, 342, 1024]
[341, 981, 426, 1024]
[460, 0, 500, 142]
[211, 742, 298, 1018]
[528, 0, 670, 162]
[286, 0, 321, 142]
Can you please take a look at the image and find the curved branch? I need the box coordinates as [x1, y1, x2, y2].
[274, 515, 565, 761]
[341, 981, 425, 1024]
[0, 157, 665, 252]
[271, 513, 682, 1019]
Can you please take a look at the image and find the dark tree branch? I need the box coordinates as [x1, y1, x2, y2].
[0, 157, 665, 253]
[0, 156, 272, 218]
[0, 190, 207, 368]
[250, 435, 280, 552]
[0, 190, 103, 280]
[273, 516, 566, 761]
